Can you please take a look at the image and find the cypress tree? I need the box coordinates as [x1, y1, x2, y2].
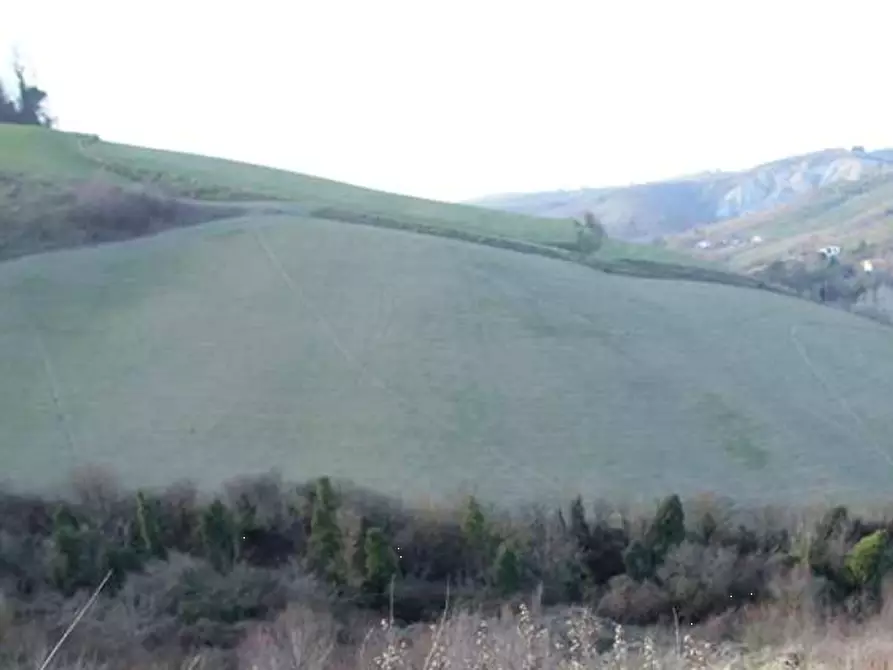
[50, 506, 84, 594]
[569, 495, 590, 547]
[645, 494, 685, 561]
[199, 499, 237, 572]
[363, 526, 398, 597]
[492, 540, 522, 596]
[136, 490, 167, 560]
[308, 477, 345, 584]
[462, 495, 493, 576]
[351, 515, 371, 586]
[233, 494, 260, 562]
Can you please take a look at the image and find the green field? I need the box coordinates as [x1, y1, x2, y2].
[0, 125, 572, 241]
[0, 124, 706, 268]
[4, 124, 893, 507]
[4, 212, 893, 506]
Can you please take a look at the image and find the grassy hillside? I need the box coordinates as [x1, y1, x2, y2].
[665, 174, 893, 271]
[0, 124, 571, 242]
[0, 124, 707, 269]
[4, 213, 893, 506]
[5, 124, 893, 508]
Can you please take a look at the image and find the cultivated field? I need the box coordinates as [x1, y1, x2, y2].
[3, 211, 893, 506]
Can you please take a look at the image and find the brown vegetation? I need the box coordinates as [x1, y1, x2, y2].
[3, 470, 893, 666]
[0, 175, 245, 261]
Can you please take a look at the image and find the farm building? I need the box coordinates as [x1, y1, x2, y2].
[818, 245, 841, 260]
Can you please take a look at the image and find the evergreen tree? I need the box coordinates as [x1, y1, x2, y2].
[575, 212, 606, 255]
[308, 477, 345, 584]
[49, 505, 139, 594]
[462, 495, 493, 576]
[199, 499, 237, 572]
[809, 505, 851, 585]
[50, 507, 85, 594]
[135, 490, 166, 560]
[569, 495, 590, 547]
[350, 515, 371, 586]
[233, 494, 260, 562]
[363, 526, 398, 597]
[492, 540, 522, 596]
[13, 62, 51, 126]
[645, 494, 685, 561]
[0, 59, 52, 126]
[623, 539, 656, 581]
[0, 82, 17, 122]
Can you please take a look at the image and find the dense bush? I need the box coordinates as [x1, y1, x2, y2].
[756, 257, 888, 312]
[574, 211, 606, 255]
[3, 470, 893, 658]
[0, 176, 246, 262]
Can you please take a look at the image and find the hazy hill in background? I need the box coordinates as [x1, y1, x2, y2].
[474, 147, 893, 243]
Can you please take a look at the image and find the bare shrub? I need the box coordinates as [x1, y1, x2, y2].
[67, 465, 125, 520]
[67, 179, 237, 243]
[597, 575, 670, 624]
[237, 604, 338, 670]
[657, 542, 776, 624]
[0, 177, 245, 262]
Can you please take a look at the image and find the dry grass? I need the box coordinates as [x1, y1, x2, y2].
[13, 584, 893, 669]
[233, 600, 893, 670]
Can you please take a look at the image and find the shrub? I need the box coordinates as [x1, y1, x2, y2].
[0, 177, 246, 262]
[597, 574, 670, 624]
[237, 604, 338, 670]
[16, 470, 893, 655]
[575, 212, 606, 255]
[115, 554, 323, 649]
[392, 512, 466, 582]
[845, 530, 890, 591]
[48, 532, 140, 596]
[657, 542, 764, 623]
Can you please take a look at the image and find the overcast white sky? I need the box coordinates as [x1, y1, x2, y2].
[2, 1, 891, 201]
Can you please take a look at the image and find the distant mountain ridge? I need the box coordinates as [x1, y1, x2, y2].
[473, 147, 893, 242]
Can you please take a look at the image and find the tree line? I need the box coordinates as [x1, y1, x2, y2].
[0, 57, 52, 127]
[4, 469, 893, 653]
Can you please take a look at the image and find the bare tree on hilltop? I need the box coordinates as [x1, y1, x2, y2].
[0, 56, 53, 127]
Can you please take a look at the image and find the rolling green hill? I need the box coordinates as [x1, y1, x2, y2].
[0, 124, 703, 267]
[1, 124, 572, 242]
[4, 124, 893, 508]
[4, 212, 893, 506]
